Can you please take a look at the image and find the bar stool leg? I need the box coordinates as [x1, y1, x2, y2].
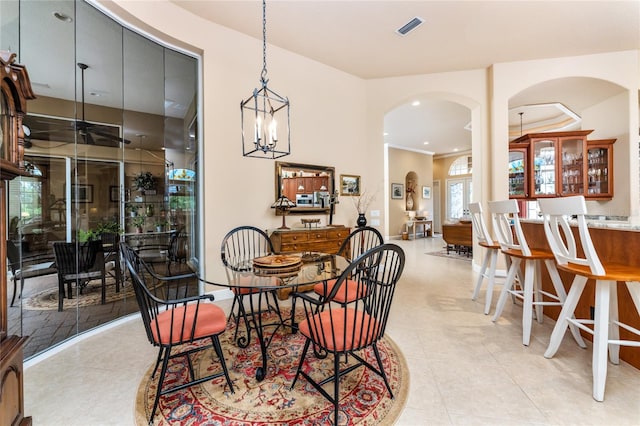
[484, 250, 498, 315]
[522, 259, 535, 346]
[593, 280, 611, 402]
[472, 248, 498, 315]
[544, 275, 588, 358]
[533, 260, 543, 324]
[472, 249, 491, 302]
[607, 282, 620, 365]
[545, 260, 587, 348]
[492, 257, 520, 322]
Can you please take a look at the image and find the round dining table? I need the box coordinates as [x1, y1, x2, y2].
[199, 252, 350, 381]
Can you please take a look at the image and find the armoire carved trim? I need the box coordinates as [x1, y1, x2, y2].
[0, 49, 36, 426]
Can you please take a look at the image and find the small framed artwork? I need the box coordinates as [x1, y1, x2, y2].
[71, 184, 93, 203]
[340, 174, 361, 196]
[422, 186, 431, 199]
[109, 186, 119, 202]
[391, 183, 404, 199]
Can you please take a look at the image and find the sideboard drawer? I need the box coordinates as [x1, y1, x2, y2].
[278, 232, 310, 244]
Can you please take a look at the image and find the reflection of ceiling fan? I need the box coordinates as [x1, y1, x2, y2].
[24, 62, 131, 147]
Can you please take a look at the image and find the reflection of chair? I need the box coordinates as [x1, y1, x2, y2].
[53, 241, 106, 312]
[6, 240, 57, 307]
[539, 196, 640, 401]
[221, 226, 281, 344]
[166, 229, 188, 274]
[291, 244, 405, 424]
[313, 226, 383, 305]
[100, 232, 121, 290]
[121, 243, 234, 424]
[489, 200, 585, 347]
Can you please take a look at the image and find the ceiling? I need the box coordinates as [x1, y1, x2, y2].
[171, 0, 640, 156]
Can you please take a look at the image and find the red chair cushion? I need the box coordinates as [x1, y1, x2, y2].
[151, 303, 226, 345]
[313, 279, 366, 304]
[298, 307, 381, 352]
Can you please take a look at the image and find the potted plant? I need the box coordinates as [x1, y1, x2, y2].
[132, 171, 156, 194]
[154, 220, 166, 233]
[132, 215, 146, 233]
[126, 203, 137, 217]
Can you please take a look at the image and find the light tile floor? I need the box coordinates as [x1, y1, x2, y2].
[24, 236, 640, 425]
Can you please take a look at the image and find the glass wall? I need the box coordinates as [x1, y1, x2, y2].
[1, 0, 199, 359]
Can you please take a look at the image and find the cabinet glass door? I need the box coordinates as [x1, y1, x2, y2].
[509, 149, 527, 198]
[587, 147, 610, 196]
[532, 139, 556, 197]
[560, 138, 585, 196]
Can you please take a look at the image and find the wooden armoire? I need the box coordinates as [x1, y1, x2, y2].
[0, 50, 35, 426]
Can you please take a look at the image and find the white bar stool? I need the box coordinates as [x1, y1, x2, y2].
[469, 202, 503, 314]
[489, 199, 586, 347]
[539, 196, 640, 401]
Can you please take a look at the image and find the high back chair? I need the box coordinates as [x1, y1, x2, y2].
[6, 240, 57, 307]
[538, 196, 640, 401]
[122, 245, 234, 424]
[221, 225, 281, 344]
[469, 202, 503, 314]
[100, 232, 121, 291]
[313, 226, 384, 305]
[488, 199, 585, 347]
[290, 243, 405, 425]
[53, 240, 107, 312]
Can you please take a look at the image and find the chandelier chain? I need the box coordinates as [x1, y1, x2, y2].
[261, 0, 268, 83]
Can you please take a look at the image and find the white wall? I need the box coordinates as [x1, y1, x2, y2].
[582, 91, 630, 216]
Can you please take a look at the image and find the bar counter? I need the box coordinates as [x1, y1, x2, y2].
[520, 220, 640, 370]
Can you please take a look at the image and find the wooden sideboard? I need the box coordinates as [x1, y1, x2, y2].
[442, 221, 473, 256]
[270, 225, 350, 299]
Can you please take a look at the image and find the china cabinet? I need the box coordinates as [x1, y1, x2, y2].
[0, 51, 35, 426]
[586, 139, 615, 198]
[508, 130, 615, 200]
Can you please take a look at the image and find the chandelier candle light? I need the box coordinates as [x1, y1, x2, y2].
[241, 0, 291, 159]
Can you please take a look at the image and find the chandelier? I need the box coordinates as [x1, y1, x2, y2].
[241, 0, 290, 159]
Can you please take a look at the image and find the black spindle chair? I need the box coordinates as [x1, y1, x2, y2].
[313, 226, 384, 306]
[121, 242, 234, 425]
[221, 225, 282, 345]
[291, 243, 405, 425]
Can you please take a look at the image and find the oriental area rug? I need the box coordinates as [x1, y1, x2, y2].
[135, 309, 409, 425]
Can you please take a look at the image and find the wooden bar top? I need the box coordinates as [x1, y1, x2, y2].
[521, 221, 640, 370]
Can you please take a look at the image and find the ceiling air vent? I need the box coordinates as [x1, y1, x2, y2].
[396, 17, 424, 36]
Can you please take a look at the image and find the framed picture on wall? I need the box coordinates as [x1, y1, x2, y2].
[109, 186, 119, 202]
[70, 184, 93, 203]
[340, 174, 361, 196]
[422, 186, 431, 199]
[391, 183, 403, 199]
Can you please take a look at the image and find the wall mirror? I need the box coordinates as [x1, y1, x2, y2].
[275, 161, 335, 214]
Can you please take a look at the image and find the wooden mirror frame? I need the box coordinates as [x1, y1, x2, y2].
[274, 161, 335, 214]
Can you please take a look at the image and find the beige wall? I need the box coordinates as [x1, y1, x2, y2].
[387, 147, 433, 237]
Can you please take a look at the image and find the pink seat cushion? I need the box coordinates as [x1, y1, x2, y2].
[298, 308, 380, 352]
[151, 303, 226, 345]
[313, 279, 365, 304]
